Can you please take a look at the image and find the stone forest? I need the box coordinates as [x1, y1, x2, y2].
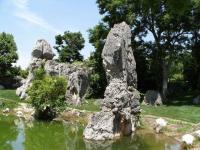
[0, 0, 200, 150]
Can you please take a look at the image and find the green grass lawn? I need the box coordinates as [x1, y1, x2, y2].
[141, 91, 200, 124]
[142, 105, 200, 124]
[0, 89, 20, 101]
[69, 99, 101, 112]
[0, 89, 20, 109]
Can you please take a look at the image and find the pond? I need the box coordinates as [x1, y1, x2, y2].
[0, 115, 180, 150]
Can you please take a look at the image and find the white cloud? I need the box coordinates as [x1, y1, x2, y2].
[12, 0, 61, 34]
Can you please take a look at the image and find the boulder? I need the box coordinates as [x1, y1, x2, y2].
[66, 70, 89, 105]
[84, 22, 140, 140]
[102, 22, 137, 87]
[193, 96, 200, 105]
[0, 85, 5, 90]
[144, 90, 163, 106]
[32, 39, 54, 60]
[42, 42, 54, 60]
[83, 111, 117, 140]
[32, 40, 43, 58]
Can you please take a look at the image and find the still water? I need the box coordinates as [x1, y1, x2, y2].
[0, 115, 180, 150]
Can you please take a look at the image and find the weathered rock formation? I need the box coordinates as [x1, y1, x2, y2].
[44, 60, 89, 105]
[102, 22, 137, 87]
[16, 39, 89, 105]
[32, 39, 54, 60]
[66, 70, 89, 105]
[83, 22, 140, 140]
[144, 90, 163, 106]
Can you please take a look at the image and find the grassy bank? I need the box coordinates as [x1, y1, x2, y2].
[141, 92, 200, 124]
[142, 105, 200, 124]
[0, 89, 20, 101]
[1, 89, 200, 124]
[70, 99, 101, 112]
[0, 89, 20, 109]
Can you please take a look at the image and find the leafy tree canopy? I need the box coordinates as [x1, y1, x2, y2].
[54, 31, 85, 63]
[0, 32, 18, 78]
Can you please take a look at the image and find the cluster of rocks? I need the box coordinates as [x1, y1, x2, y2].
[83, 22, 140, 140]
[13, 103, 35, 122]
[16, 39, 89, 105]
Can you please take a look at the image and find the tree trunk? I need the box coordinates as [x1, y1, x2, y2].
[162, 61, 168, 101]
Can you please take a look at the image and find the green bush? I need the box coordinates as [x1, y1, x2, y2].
[28, 76, 67, 120]
[20, 68, 29, 79]
[33, 66, 46, 80]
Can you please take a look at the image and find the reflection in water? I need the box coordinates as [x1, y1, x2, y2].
[11, 119, 25, 150]
[0, 115, 180, 150]
[0, 115, 18, 150]
[84, 133, 181, 150]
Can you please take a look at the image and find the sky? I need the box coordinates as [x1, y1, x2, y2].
[0, 0, 101, 69]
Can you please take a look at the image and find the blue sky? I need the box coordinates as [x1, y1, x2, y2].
[0, 0, 101, 68]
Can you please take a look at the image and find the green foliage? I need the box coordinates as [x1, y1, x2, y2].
[0, 90, 20, 101]
[33, 66, 46, 80]
[54, 31, 85, 63]
[0, 89, 20, 110]
[0, 32, 19, 87]
[94, 0, 200, 98]
[28, 76, 67, 120]
[69, 98, 101, 112]
[86, 23, 109, 98]
[0, 32, 18, 73]
[169, 61, 184, 81]
[19, 68, 29, 79]
[142, 104, 200, 124]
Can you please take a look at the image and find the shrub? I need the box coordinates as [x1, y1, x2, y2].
[33, 66, 46, 80]
[20, 68, 29, 79]
[28, 76, 67, 120]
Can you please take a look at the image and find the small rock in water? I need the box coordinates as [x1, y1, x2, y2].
[16, 111, 23, 118]
[155, 118, 167, 133]
[156, 118, 167, 127]
[2, 108, 10, 113]
[182, 134, 195, 145]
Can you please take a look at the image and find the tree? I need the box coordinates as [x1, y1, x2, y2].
[54, 31, 85, 63]
[87, 23, 109, 98]
[95, 0, 191, 100]
[0, 32, 20, 88]
[0, 32, 18, 86]
[179, 0, 200, 91]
